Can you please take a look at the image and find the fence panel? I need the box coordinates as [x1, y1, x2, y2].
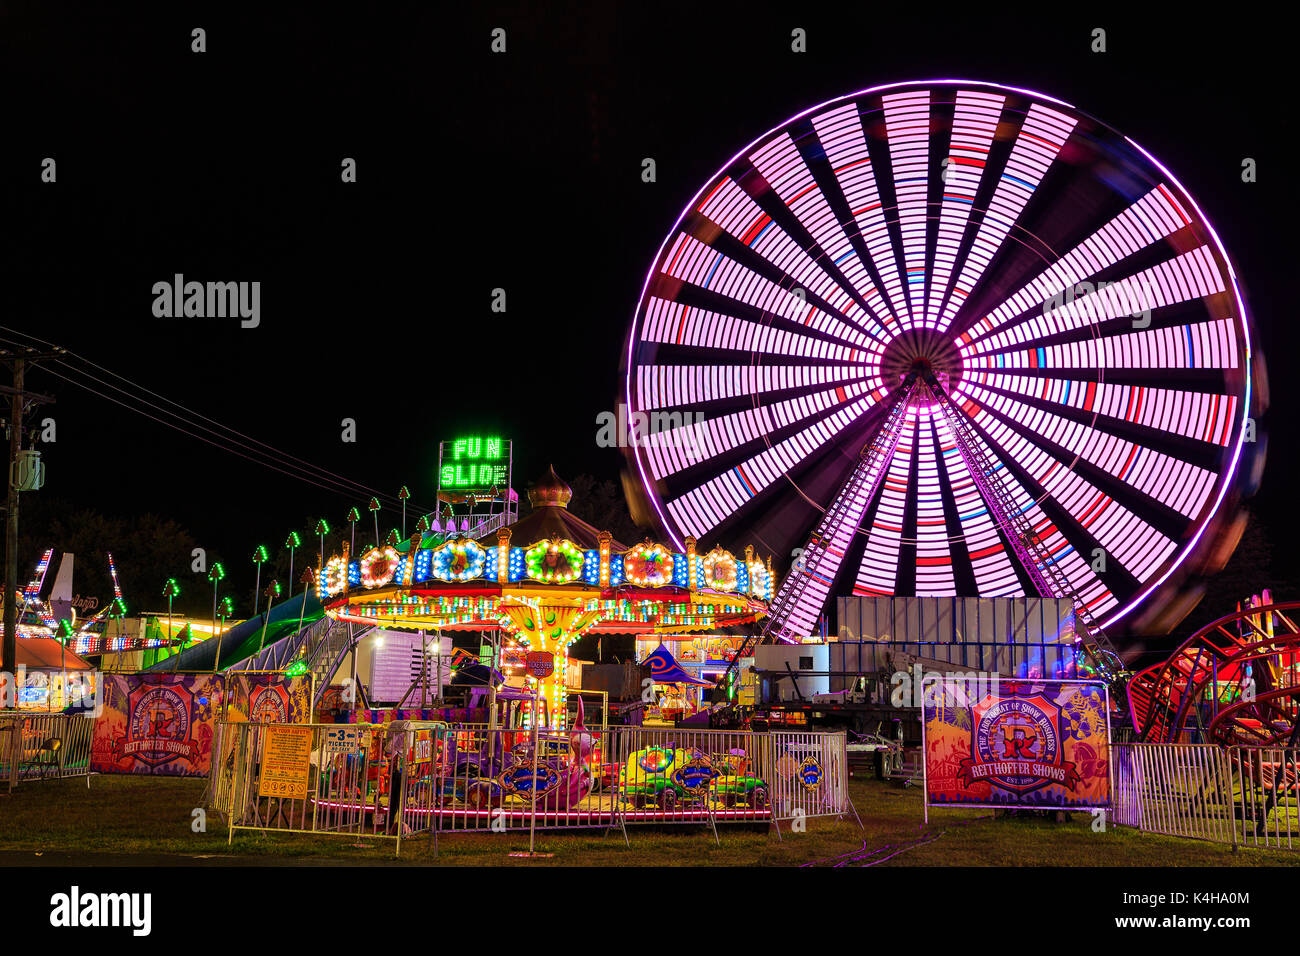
[215, 720, 851, 853]
[220, 722, 399, 849]
[759, 730, 849, 824]
[0, 711, 97, 789]
[1109, 743, 1234, 844]
[1227, 747, 1300, 850]
[611, 726, 774, 828]
[400, 722, 622, 837]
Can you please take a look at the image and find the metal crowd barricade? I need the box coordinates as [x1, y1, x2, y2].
[396, 722, 627, 845]
[1108, 743, 1235, 845]
[1226, 747, 1300, 850]
[220, 721, 405, 852]
[758, 729, 856, 834]
[0, 711, 97, 790]
[399, 724, 854, 845]
[214, 720, 853, 855]
[608, 726, 774, 843]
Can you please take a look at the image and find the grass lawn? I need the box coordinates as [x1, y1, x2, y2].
[1, 774, 1297, 866]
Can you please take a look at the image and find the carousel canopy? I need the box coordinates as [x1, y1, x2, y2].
[316, 467, 774, 636]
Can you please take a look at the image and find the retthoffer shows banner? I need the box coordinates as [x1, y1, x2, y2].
[91, 672, 312, 777]
[923, 678, 1110, 811]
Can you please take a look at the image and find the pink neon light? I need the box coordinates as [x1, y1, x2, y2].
[623, 79, 1252, 631]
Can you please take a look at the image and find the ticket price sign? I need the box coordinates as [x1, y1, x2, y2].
[526, 651, 555, 679]
[324, 726, 362, 757]
[258, 725, 314, 799]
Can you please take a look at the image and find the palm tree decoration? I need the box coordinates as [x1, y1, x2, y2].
[346, 506, 361, 554]
[295, 567, 316, 637]
[386, 528, 401, 548]
[208, 561, 226, 671]
[217, 595, 235, 631]
[102, 597, 129, 674]
[251, 544, 270, 619]
[110, 596, 128, 634]
[57, 619, 75, 699]
[398, 485, 410, 538]
[314, 518, 331, 568]
[162, 578, 181, 649]
[257, 580, 282, 655]
[285, 531, 302, 595]
[368, 497, 381, 547]
[216, 596, 235, 669]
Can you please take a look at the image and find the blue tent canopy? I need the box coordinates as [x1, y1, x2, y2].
[640, 643, 712, 686]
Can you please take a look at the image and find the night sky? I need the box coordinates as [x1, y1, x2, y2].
[0, 5, 1290, 625]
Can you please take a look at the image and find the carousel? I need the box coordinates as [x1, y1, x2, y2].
[314, 467, 774, 726]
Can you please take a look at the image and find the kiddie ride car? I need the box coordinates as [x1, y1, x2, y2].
[619, 745, 769, 811]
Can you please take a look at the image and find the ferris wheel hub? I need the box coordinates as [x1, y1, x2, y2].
[880, 329, 962, 400]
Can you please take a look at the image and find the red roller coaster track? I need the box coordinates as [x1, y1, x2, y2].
[1129, 601, 1300, 746]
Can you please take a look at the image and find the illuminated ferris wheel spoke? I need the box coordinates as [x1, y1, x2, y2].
[963, 247, 1229, 358]
[810, 104, 911, 327]
[636, 363, 879, 414]
[694, 176, 892, 342]
[963, 371, 1240, 448]
[639, 297, 884, 368]
[924, 89, 1005, 330]
[627, 82, 1252, 633]
[912, 405, 958, 594]
[881, 90, 932, 329]
[968, 317, 1241, 372]
[956, 185, 1196, 346]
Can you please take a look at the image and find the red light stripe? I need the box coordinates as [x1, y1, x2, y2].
[697, 178, 728, 212]
[1156, 184, 1190, 226]
[675, 306, 691, 345]
[786, 182, 819, 205]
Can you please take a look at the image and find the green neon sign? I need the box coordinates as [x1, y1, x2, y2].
[440, 436, 509, 490]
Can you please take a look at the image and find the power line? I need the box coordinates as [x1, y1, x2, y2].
[0, 325, 417, 509]
[48, 358, 415, 510]
[0, 328, 435, 517]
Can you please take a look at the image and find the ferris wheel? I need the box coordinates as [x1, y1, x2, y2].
[622, 80, 1256, 642]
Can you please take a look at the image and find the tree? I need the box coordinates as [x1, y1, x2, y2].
[1175, 508, 1288, 638]
[13, 497, 204, 615]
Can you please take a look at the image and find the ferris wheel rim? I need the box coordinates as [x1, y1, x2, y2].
[622, 78, 1255, 631]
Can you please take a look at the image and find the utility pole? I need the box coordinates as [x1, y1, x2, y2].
[2, 348, 62, 679]
[4, 360, 22, 682]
